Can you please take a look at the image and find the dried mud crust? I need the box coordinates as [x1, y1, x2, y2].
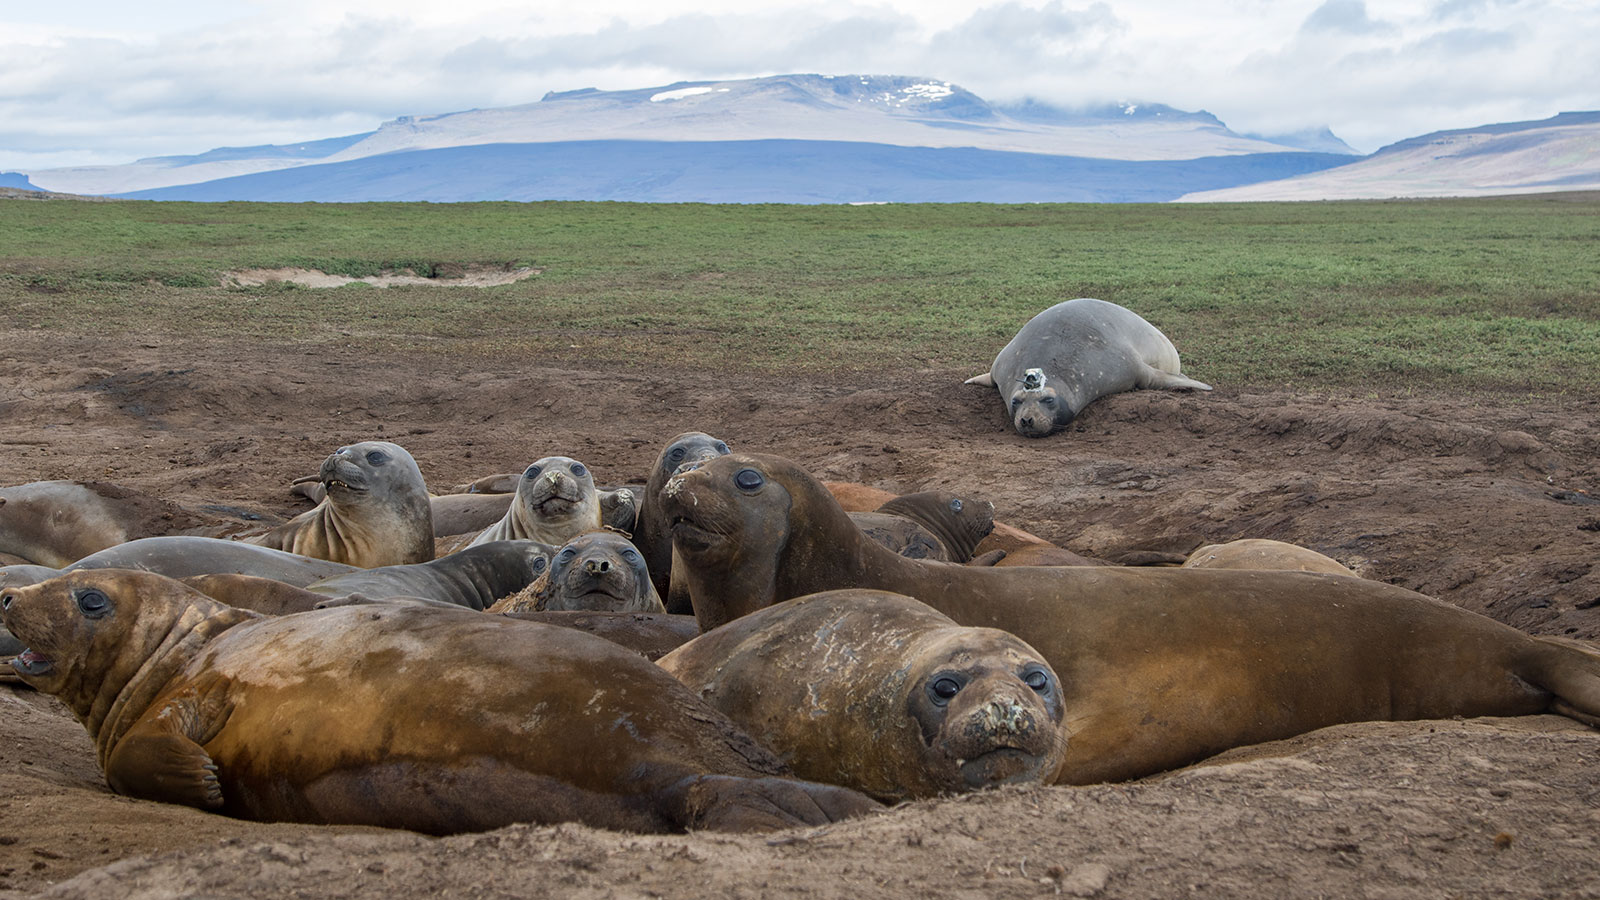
[1, 330, 1598, 899]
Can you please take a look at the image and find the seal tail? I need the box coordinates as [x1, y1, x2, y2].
[964, 372, 995, 387]
[1527, 636, 1600, 728]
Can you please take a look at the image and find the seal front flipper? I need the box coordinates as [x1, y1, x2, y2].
[661, 775, 881, 833]
[106, 721, 224, 809]
[105, 680, 234, 810]
[963, 372, 996, 387]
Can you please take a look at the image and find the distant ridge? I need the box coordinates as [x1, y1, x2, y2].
[114, 140, 1355, 204]
[1, 171, 41, 191]
[1178, 111, 1600, 201]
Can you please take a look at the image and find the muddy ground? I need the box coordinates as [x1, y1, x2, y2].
[2, 330, 1597, 899]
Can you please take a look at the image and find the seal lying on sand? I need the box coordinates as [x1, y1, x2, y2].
[662, 453, 1600, 784]
[851, 492, 994, 563]
[304, 540, 554, 609]
[489, 531, 662, 613]
[1183, 538, 1355, 576]
[966, 298, 1211, 437]
[0, 569, 880, 834]
[65, 536, 358, 586]
[659, 590, 1067, 801]
[468, 456, 602, 548]
[248, 441, 433, 567]
[0, 480, 254, 568]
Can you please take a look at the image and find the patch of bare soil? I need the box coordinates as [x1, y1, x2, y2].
[1, 330, 1596, 899]
[221, 265, 542, 288]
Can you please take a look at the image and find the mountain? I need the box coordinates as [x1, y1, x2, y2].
[1177, 112, 1600, 201]
[23, 74, 1355, 201]
[112, 140, 1353, 204]
[0, 172, 40, 190]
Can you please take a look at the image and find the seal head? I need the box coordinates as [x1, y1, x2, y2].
[507, 531, 664, 613]
[659, 590, 1067, 801]
[469, 456, 602, 548]
[247, 441, 434, 567]
[1007, 367, 1071, 438]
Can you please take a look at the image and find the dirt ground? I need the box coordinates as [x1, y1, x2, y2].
[2, 330, 1597, 899]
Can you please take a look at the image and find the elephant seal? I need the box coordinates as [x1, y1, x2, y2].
[871, 492, 994, 563]
[488, 531, 662, 613]
[663, 453, 1600, 784]
[65, 536, 358, 586]
[966, 298, 1212, 437]
[659, 590, 1068, 801]
[468, 456, 602, 548]
[0, 480, 254, 567]
[304, 540, 554, 610]
[0, 569, 880, 834]
[1183, 538, 1356, 576]
[635, 433, 732, 614]
[248, 442, 433, 567]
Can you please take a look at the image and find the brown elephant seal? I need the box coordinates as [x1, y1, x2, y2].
[1183, 538, 1356, 576]
[304, 540, 555, 610]
[0, 480, 260, 567]
[966, 298, 1211, 437]
[501, 610, 699, 660]
[659, 590, 1068, 801]
[635, 433, 733, 614]
[248, 442, 433, 567]
[0, 569, 880, 834]
[488, 531, 662, 613]
[663, 453, 1600, 784]
[468, 456, 602, 548]
[64, 536, 359, 585]
[872, 491, 994, 563]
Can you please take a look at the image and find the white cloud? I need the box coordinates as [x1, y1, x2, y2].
[1, 0, 1597, 169]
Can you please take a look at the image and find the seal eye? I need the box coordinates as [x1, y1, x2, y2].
[365, 449, 389, 466]
[714, 442, 729, 454]
[1022, 667, 1051, 693]
[734, 468, 764, 491]
[928, 675, 963, 705]
[1040, 396, 1056, 407]
[531, 558, 547, 572]
[621, 549, 640, 563]
[1010, 397, 1022, 410]
[524, 465, 543, 479]
[667, 447, 686, 462]
[949, 498, 963, 513]
[75, 588, 112, 618]
[1, 593, 14, 610]
[569, 462, 588, 478]
[560, 548, 578, 561]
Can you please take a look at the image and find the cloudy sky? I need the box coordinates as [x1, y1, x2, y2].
[3, 0, 1596, 171]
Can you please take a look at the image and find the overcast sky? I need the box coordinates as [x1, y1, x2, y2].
[3, 0, 1596, 171]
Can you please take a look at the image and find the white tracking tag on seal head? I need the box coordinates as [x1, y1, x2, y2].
[1021, 368, 1048, 393]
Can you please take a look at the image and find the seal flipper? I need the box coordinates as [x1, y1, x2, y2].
[106, 723, 224, 809]
[1528, 636, 1600, 728]
[964, 372, 996, 387]
[1138, 365, 1213, 392]
[662, 774, 881, 833]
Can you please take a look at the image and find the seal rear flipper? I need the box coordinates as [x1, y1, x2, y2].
[1138, 365, 1212, 392]
[661, 774, 881, 833]
[964, 372, 996, 387]
[1529, 636, 1600, 727]
[105, 725, 224, 810]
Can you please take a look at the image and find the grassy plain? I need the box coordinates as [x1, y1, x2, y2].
[1, 192, 1596, 393]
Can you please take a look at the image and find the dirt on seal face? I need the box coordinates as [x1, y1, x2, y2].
[2, 330, 1597, 900]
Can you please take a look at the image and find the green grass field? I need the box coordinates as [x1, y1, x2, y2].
[2, 193, 1597, 393]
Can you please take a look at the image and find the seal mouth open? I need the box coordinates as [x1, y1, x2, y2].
[957, 747, 1046, 788]
[11, 648, 54, 678]
[536, 495, 579, 516]
[669, 514, 720, 553]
